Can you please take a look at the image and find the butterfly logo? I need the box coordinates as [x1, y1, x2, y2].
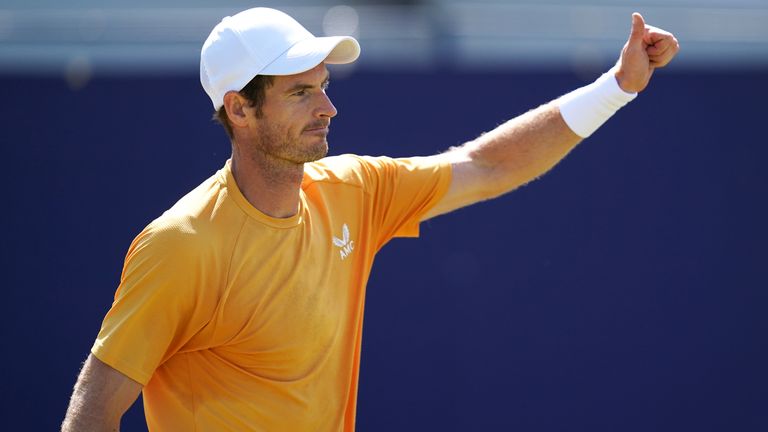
[333, 223, 355, 260]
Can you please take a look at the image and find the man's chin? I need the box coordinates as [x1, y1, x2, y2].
[307, 140, 328, 162]
[303, 141, 329, 163]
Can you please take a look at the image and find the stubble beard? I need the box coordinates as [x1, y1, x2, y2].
[248, 122, 329, 181]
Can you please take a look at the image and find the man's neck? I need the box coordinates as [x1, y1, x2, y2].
[230, 150, 305, 219]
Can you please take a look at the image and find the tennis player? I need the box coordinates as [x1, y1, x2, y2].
[62, 7, 678, 431]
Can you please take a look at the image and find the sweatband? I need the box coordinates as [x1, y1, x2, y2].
[558, 69, 638, 138]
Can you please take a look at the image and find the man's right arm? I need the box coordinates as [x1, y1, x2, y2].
[420, 13, 679, 221]
[61, 354, 143, 432]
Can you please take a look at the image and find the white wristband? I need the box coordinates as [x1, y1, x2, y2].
[558, 69, 637, 138]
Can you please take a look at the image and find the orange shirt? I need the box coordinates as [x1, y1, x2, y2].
[92, 155, 451, 431]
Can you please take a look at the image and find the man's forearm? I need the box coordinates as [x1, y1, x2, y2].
[459, 100, 582, 199]
[461, 65, 642, 199]
[421, 98, 586, 220]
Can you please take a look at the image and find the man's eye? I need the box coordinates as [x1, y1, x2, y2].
[293, 90, 307, 96]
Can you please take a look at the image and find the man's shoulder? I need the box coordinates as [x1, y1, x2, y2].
[164, 171, 224, 217]
[305, 153, 365, 180]
[303, 154, 395, 189]
[135, 171, 242, 254]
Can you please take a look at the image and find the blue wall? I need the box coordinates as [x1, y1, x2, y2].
[2, 69, 767, 430]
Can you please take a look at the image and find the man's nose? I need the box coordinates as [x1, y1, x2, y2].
[316, 92, 337, 118]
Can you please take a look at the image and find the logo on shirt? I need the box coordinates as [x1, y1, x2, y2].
[333, 223, 355, 260]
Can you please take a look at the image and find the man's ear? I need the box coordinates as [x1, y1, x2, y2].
[223, 91, 250, 128]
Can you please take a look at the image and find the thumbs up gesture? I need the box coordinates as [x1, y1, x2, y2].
[614, 13, 680, 93]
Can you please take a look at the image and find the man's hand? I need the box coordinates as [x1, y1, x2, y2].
[614, 13, 680, 93]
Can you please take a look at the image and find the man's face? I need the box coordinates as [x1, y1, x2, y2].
[247, 63, 337, 165]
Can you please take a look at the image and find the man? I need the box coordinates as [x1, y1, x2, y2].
[62, 6, 678, 431]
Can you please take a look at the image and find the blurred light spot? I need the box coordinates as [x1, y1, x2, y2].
[0, 12, 13, 41]
[323, 5, 359, 38]
[78, 10, 106, 42]
[569, 8, 607, 39]
[570, 44, 606, 82]
[65, 55, 92, 91]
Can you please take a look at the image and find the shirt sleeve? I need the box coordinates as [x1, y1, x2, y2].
[91, 220, 219, 385]
[354, 155, 452, 247]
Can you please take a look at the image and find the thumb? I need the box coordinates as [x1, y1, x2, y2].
[628, 12, 646, 45]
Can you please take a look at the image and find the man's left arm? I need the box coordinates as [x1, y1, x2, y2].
[422, 13, 679, 220]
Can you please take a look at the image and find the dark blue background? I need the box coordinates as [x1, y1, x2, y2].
[2, 69, 766, 430]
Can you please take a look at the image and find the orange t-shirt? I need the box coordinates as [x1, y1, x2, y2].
[91, 154, 451, 431]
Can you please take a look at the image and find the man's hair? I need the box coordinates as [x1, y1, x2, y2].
[213, 74, 275, 140]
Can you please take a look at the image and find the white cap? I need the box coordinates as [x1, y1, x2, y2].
[200, 7, 361, 110]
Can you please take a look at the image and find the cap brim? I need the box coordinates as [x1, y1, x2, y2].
[261, 36, 360, 76]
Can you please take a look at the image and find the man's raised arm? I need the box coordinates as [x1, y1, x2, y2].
[423, 13, 680, 220]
